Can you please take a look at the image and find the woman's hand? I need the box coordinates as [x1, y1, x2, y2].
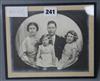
[22, 55, 30, 63]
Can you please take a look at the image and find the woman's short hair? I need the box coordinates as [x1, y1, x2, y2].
[47, 20, 57, 28]
[65, 30, 78, 42]
[27, 22, 39, 32]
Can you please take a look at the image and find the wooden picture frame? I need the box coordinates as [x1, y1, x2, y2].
[2, 3, 95, 79]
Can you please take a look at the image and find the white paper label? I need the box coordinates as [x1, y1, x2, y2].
[44, 7, 57, 16]
[6, 6, 28, 17]
[84, 5, 94, 16]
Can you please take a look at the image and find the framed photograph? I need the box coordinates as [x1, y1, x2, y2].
[2, 3, 95, 78]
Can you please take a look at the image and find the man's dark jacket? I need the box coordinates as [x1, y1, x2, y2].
[54, 35, 66, 61]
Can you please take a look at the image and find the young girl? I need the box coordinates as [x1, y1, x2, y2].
[20, 22, 39, 67]
[36, 34, 55, 70]
[57, 30, 79, 70]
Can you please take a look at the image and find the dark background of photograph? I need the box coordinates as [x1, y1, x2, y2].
[0, 0, 100, 81]
[10, 10, 88, 72]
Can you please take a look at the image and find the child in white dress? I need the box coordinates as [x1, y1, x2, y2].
[57, 30, 79, 70]
[36, 34, 55, 70]
[20, 22, 39, 67]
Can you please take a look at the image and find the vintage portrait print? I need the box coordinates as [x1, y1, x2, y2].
[4, 4, 94, 78]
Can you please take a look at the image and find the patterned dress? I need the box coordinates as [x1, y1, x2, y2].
[57, 42, 79, 69]
[20, 36, 38, 67]
[36, 44, 55, 67]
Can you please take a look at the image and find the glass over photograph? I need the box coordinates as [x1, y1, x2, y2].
[3, 4, 94, 78]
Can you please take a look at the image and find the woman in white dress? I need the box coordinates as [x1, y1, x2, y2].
[36, 34, 56, 70]
[20, 22, 39, 67]
[57, 30, 79, 70]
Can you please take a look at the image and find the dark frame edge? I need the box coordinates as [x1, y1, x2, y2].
[2, 2, 96, 79]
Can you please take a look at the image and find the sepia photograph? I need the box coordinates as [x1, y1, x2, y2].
[3, 3, 95, 78]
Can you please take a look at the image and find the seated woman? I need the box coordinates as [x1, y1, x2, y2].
[19, 22, 39, 67]
[57, 30, 79, 70]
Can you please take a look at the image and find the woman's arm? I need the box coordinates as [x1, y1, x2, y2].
[19, 39, 30, 62]
[36, 46, 41, 59]
[67, 48, 77, 64]
[21, 52, 30, 62]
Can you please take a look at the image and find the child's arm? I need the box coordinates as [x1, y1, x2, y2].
[51, 46, 56, 65]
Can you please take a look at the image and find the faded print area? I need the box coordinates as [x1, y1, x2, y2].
[10, 10, 88, 72]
